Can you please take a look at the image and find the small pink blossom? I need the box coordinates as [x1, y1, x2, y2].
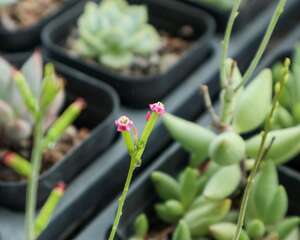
[149, 102, 166, 116]
[115, 115, 133, 132]
[146, 111, 151, 121]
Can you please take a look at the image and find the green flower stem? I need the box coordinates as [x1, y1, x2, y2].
[122, 131, 135, 155]
[25, 114, 44, 240]
[235, 0, 287, 91]
[108, 158, 136, 240]
[109, 113, 159, 240]
[233, 59, 290, 240]
[220, 0, 241, 86]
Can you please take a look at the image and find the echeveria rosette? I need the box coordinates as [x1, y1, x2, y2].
[74, 0, 161, 69]
[0, 50, 65, 147]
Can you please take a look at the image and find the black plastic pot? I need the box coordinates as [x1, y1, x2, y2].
[0, 60, 120, 210]
[42, 0, 215, 107]
[0, 0, 84, 52]
[180, 0, 274, 33]
[74, 142, 300, 240]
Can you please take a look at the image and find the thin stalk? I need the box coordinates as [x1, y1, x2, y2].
[220, 0, 242, 86]
[235, 0, 287, 91]
[233, 59, 290, 240]
[25, 114, 44, 240]
[108, 158, 136, 240]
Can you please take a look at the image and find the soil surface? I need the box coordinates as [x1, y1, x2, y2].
[0, 0, 64, 30]
[0, 125, 89, 182]
[66, 25, 195, 77]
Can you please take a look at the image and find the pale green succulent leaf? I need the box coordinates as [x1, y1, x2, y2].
[163, 113, 215, 166]
[100, 52, 133, 69]
[246, 125, 300, 165]
[133, 214, 148, 238]
[204, 164, 241, 200]
[276, 217, 300, 239]
[172, 220, 192, 240]
[233, 69, 272, 133]
[151, 171, 180, 201]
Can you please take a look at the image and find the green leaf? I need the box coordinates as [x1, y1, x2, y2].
[210, 222, 249, 240]
[246, 219, 266, 239]
[233, 69, 272, 133]
[265, 185, 288, 224]
[172, 220, 191, 240]
[163, 113, 215, 166]
[151, 171, 180, 201]
[276, 217, 300, 239]
[284, 228, 299, 240]
[133, 213, 148, 237]
[273, 105, 295, 129]
[185, 199, 231, 237]
[100, 51, 133, 69]
[246, 125, 300, 165]
[204, 165, 241, 200]
[155, 200, 184, 223]
[252, 161, 278, 222]
[209, 131, 245, 166]
[179, 167, 199, 209]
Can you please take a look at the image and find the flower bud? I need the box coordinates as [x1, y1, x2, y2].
[2, 152, 32, 178]
[35, 182, 66, 237]
[44, 98, 86, 148]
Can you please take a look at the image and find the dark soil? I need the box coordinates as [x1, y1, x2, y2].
[0, 125, 89, 182]
[0, 0, 64, 30]
[65, 25, 195, 77]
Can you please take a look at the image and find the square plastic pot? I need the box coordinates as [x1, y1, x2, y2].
[0, 58, 120, 210]
[42, 0, 215, 107]
[0, 0, 83, 51]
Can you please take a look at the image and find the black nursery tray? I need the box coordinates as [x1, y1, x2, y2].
[42, 0, 215, 107]
[74, 140, 300, 240]
[0, 0, 83, 52]
[0, 59, 119, 210]
[180, 0, 274, 33]
[0, 0, 298, 239]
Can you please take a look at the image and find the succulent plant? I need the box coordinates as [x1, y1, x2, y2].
[272, 43, 300, 129]
[129, 161, 299, 240]
[73, 0, 161, 69]
[0, 50, 64, 148]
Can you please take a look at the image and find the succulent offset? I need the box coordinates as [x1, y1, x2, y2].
[0, 51, 64, 148]
[73, 0, 161, 69]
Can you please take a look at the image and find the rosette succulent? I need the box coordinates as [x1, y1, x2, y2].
[0, 50, 64, 149]
[73, 0, 161, 69]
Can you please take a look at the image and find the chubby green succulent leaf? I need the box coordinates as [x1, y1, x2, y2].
[251, 161, 278, 222]
[209, 222, 249, 240]
[179, 167, 199, 209]
[151, 171, 180, 201]
[100, 51, 134, 69]
[246, 219, 266, 239]
[233, 69, 272, 133]
[133, 213, 148, 238]
[273, 105, 295, 129]
[209, 131, 245, 166]
[284, 228, 299, 240]
[276, 217, 300, 239]
[265, 185, 288, 224]
[172, 220, 191, 240]
[185, 199, 231, 237]
[163, 113, 215, 166]
[246, 125, 300, 165]
[155, 200, 184, 223]
[204, 165, 241, 200]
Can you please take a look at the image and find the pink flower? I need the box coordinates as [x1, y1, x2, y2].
[149, 102, 166, 116]
[115, 115, 134, 132]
